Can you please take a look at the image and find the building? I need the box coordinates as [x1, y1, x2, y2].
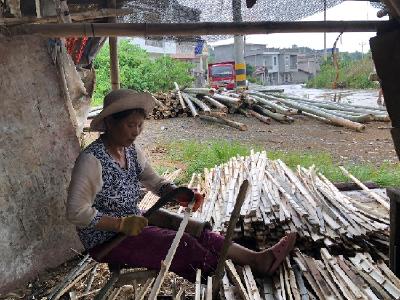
[129, 37, 209, 87]
[212, 43, 334, 85]
[125, 0, 208, 87]
[213, 43, 302, 85]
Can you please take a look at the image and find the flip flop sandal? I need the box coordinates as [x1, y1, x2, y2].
[267, 232, 297, 276]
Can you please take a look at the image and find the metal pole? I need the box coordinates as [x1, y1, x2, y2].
[323, 0, 327, 60]
[108, 0, 120, 90]
[232, 0, 247, 89]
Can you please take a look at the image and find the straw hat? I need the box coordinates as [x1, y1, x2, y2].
[90, 89, 155, 132]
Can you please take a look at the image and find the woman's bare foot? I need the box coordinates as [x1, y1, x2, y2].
[253, 248, 274, 275]
[252, 232, 297, 276]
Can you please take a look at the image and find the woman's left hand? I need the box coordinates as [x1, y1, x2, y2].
[176, 189, 204, 212]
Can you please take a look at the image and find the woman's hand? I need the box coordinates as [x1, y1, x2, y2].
[118, 215, 148, 236]
[176, 190, 204, 212]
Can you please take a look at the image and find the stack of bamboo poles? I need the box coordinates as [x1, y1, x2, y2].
[191, 151, 390, 259]
[245, 91, 390, 132]
[88, 87, 389, 132]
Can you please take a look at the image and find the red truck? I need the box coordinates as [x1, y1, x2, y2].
[208, 61, 236, 90]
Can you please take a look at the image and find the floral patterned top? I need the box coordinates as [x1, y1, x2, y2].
[67, 138, 173, 250]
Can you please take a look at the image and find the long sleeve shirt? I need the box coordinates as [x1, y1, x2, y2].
[66, 138, 174, 249]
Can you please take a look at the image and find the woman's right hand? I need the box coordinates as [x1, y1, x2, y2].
[118, 215, 148, 236]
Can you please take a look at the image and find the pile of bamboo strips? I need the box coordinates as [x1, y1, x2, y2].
[45, 243, 400, 300]
[218, 248, 400, 300]
[45, 155, 397, 299]
[190, 151, 390, 259]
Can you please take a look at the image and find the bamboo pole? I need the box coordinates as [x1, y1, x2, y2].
[202, 96, 228, 112]
[181, 92, 199, 117]
[271, 93, 387, 114]
[184, 87, 216, 96]
[211, 94, 241, 110]
[248, 93, 298, 115]
[248, 109, 272, 124]
[108, 0, 119, 90]
[9, 21, 387, 37]
[174, 82, 187, 109]
[315, 108, 374, 123]
[338, 166, 390, 210]
[252, 104, 294, 123]
[272, 98, 365, 131]
[199, 115, 247, 131]
[187, 94, 211, 115]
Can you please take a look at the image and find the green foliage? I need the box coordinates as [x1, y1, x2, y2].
[161, 140, 400, 187]
[267, 151, 400, 187]
[247, 76, 263, 84]
[93, 40, 194, 106]
[306, 53, 378, 89]
[167, 140, 262, 183]
[246, 64, 255, 76]
[246, 65, 263, 84]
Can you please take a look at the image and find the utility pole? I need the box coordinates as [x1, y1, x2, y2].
[323, 0, 327, 61]
[232, 0, 247, 88]
[360, 41, 366, 59]
[108, 0, 120, 90]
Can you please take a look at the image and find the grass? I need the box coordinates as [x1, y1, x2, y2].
[167, 140, 262, 183]
[160, 140, 400, 187]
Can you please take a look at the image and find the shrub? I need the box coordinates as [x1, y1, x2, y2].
[93, 39, 194, 106]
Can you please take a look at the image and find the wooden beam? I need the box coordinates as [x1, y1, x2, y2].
[8, 20, 388, 37]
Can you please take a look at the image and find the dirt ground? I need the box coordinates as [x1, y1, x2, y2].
[136, 114, 397, 166]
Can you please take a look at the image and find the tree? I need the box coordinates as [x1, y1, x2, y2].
[93, 40, 194, 105]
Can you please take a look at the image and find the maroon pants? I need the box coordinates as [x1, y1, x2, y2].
[89, 226, 224, 282]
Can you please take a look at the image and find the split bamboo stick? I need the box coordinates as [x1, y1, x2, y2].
[147, 202, 195, 300]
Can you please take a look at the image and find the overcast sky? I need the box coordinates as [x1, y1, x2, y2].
[210, 1, 387, 52]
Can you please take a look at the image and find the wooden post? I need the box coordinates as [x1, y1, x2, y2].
[108, 0, 120, 90]
[212, 180, 249, 296]
[387, 188, 400, 278]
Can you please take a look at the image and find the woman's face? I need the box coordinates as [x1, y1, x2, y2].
[105, 111, 145, 147]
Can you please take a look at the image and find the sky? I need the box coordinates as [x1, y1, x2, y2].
[210, 1, 387, 52]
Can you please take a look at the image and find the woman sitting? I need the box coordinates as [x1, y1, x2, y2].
[66, 89, 297, 282]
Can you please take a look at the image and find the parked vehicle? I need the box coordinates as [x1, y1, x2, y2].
[208, 61, 236, 90]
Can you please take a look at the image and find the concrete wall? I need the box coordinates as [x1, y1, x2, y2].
[0, 35, 82, 293]
[129, 37, 177, 55]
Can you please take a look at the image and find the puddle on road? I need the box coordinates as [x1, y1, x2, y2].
[263, 84, 384, 109]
